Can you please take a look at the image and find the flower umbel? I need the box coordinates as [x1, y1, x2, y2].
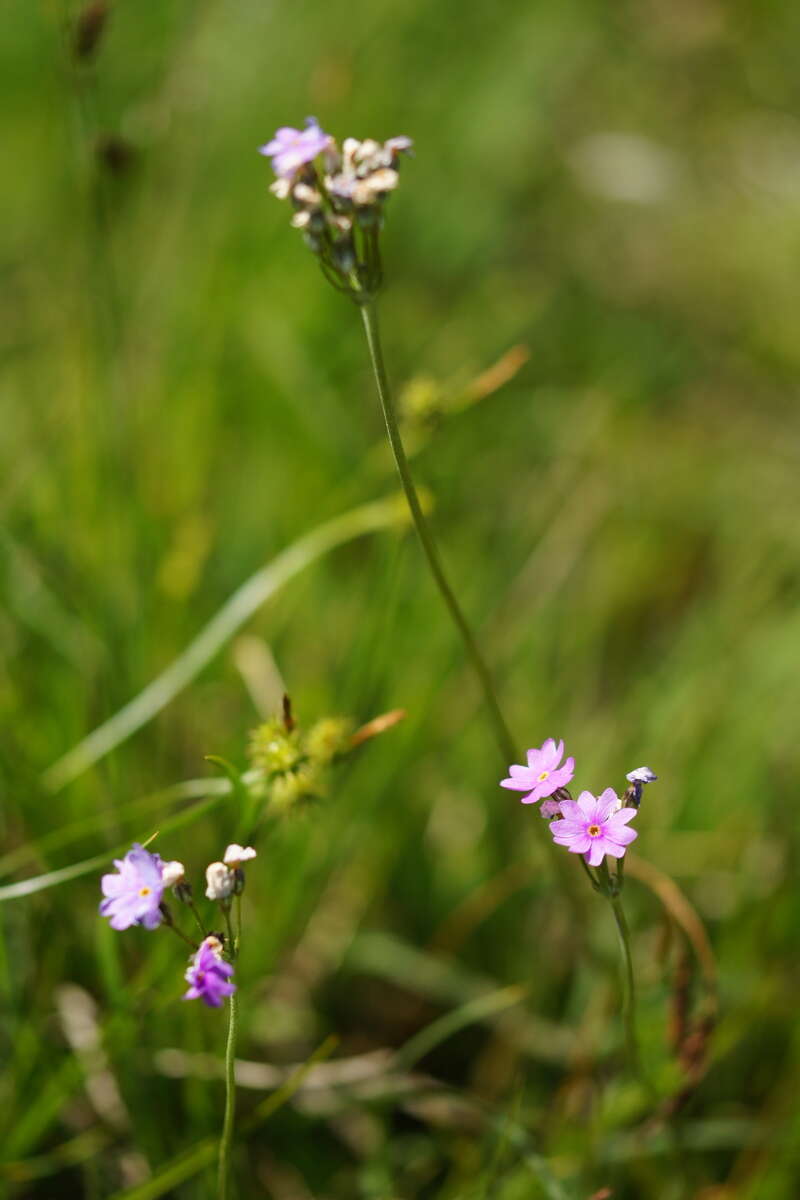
[99, 843, 164, 931]
[259, 120, 413, 302]
[500, 738, 575, 805]
[551, 788, 638, 867]
[184, 937, 236, 1008]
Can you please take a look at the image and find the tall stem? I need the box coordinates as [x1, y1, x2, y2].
[608, 890, 640, 1077]
[217, 990, 238, 1200]
[360, 300, 517, 766]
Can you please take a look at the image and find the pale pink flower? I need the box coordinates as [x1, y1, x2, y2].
[500, 738, 575, 804]
[551, 788, 638, 867]
[259, 118, 331, 178]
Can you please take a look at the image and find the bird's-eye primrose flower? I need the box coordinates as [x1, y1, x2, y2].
[551, 788, 638, 867]
[500, 738, 575, 805]
[259, 120, 413, 302]
[184, 936, 236, 1008]
[99, 843, 165, 931]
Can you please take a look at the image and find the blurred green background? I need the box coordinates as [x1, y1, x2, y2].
[2, 0, 800, 1196]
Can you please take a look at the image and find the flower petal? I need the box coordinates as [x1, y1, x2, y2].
[586, 840, 606, 867]
[576, 790, 598, 817]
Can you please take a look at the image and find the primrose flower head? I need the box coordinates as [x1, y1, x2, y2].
[259, 119, 413, 302]
[223, 844, 256, 869]
[183, 936, 236, 1008]
[551, 788, 638, 867]
[500, 738, 575, 805]
[99, 843, 164, 931]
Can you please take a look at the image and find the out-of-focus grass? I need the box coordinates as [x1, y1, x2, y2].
[2, 0, 800, 1196]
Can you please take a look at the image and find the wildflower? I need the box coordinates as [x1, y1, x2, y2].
[500, 738, 575, 805]
[259, 121, 413, 301]
[205, 861, 235, 902]
[160, 861, 185, 888]
[223, 845, 256, 868]
[99, 844, 164, 931]
[258, 118, 331, 178]
[183, 937, 236, 1008]
[551, 789, 638, 867]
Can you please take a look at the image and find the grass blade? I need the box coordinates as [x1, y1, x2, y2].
[43, 495, 409, 792]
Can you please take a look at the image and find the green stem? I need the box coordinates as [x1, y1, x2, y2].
[360, 300, 517, 767]
[608, 887, 640, 1077]
[217, 989, 238, 1200]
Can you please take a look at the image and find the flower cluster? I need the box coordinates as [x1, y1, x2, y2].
[502, 738, 657, 872]
[259, 118, 412, 302]
[99, 841, 257, 1008]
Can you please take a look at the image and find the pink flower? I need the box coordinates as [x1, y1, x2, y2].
[500, 738, 575, 804]
[551, 789, 638, 867]
[258, 118, 331, 178]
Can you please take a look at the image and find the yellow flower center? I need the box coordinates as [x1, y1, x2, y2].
[138, 886, 152, 896]
[537, 770, 550, 782]
[587, 824, 602, 837]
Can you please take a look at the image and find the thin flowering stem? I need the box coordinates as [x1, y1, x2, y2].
[578, 855, 601, 893]
[187, 898, 208, 938]
[162, 919, 199, 951]
[217, 989, 239, 1200]
[360, 298, 518, 768]
[223, 907, 236, 960]
[599, 861, 640, 1077]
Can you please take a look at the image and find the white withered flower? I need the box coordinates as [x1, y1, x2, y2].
[160, 860, 185, 888]
[205, 861, 235, 901]
[223, 844, 257, 868]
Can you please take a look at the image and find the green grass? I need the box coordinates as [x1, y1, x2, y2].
[2, 0, 800, 1196]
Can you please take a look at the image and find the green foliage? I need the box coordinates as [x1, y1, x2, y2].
[2, 0, 800, 1196]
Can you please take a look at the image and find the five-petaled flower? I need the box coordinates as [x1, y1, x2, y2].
[551, 789, 638, 867]
[500, 738, 575, 804]
[99, 843, 164, 931]
[183, 937, 236, 1008]
[258, 118, 331, 178]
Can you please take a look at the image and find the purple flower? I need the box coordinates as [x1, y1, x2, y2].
[551, 789, 638, 867]
[99, 843, 164, 931]
[500, 738, 575, 804]
[183, 937, 236, 1008]
[258, 118, 331, 178]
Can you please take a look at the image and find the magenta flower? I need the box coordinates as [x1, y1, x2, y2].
[551, 789, 638, 867]
[258, 118, 331, 177]
[500, 738, 575, 804]
[99, 843, 164, 931]
[183, 937, 236, 1008]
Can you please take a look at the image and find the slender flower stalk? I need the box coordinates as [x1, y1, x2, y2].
[259, 122, 518, 766]
[598, 859, 639, 1075]
[360, 299, 517, 767]
[218, 988, 239, 1200]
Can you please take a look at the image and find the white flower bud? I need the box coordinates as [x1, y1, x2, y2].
[626, 767, 657, 784]
[223, 844, 257, 868]
[161, 861, 185, 888]
[205, 861, 234, 901]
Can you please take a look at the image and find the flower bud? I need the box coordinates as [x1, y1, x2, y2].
[205, 862, 235, 901]
[161, 861, 185, 888]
